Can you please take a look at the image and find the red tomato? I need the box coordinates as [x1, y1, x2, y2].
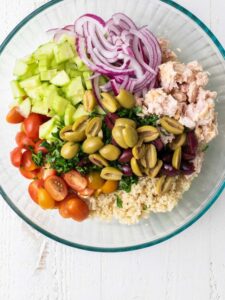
[23, 113, 42, 139]
[34, 140, 48, 154]
[59, 196, 89, 221]
[28, 179, 44, 203]
[20, 167, 39, 179]
[10, 147, 23, 167]
[78, 188, 94, 198]
[6, 107, 24, 124]
[44, 175, 68, 201]
[63, 171, 87, 192]
[15, 131, 35, 149]
[38, 188, 55, 209]
[21, 150, 38, 171]
[39, 167, 56, 180]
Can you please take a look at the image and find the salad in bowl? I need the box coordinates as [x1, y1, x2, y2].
[6, 13, 218, 225]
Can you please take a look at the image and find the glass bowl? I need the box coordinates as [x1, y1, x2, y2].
[0, 0, 225, 252]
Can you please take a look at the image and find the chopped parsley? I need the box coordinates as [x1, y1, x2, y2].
[116, 195, 123, 208]
[119, 175, 138, 193]
[117, 107, 159, 126]
[142, 204, 148, 211]
[32, 151, 44, 167]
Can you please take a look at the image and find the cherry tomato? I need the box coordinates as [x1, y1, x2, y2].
[15, 131, 35, 149]
[6, 107, 24, 124]
[10, 147, 23, 167]
[101, 180, 118, 194]
[59, 196, 89, 221]
[21, 150, 38, 171]
[63, 170, 87, 192]
[87, 172, 105, 190]
[44, 175, 68, 201]
[39, 167, 56, 180]
[34, 140, 48, 154]
[20, 167, 39, 179]
[38, 188, 55, 209]
[28, 179, 44, 203]
[23, 113, 42, 139]
[78, 188, 94, 198]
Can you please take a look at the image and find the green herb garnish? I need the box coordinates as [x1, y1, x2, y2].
[32, 151, 44, 167]
[119, 175, 138, 193]
[117, 107, 159, 126]
[116, 195, 123, 208]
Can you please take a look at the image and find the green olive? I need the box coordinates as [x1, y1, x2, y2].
[100, 92, 120, 113]
[145, 144, 157, 169]
[132, 144, 145, 159]
[137, 125, 159, 142]
[170, 133, 187, 150]
[122, 126, 138, 148]
[116, 89, 135, 108]
[60, 126, 85, 142]
[98, 129, 103, 139]
[85, 117, 102, 137]
[61, 142, 79, 159]
[83, 90, 97, 112]
[82, 137, 104, 154]
[115, 118, 136, 128]
[140, 157, 147, 168]
[89, 154, 109, 167]
[100, 167, 123, 181]
[172, 146, 182, 170]
[147, 160, 163, 178]
[131, 157, 143, 177]
[72, 115, 89, 132]
[160, 117, 184, 135]
[156, 176, 174, 195]
[99, 144, 121, 161]
[112, 126, 128, 149]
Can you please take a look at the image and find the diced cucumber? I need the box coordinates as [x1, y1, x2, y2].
[38, 55, 50, 72]
[18, 97, 31, 117]
[25, 83, 48, 100]
[52, 94, 69, 116]
[64, 103, 76, 126]
[50, 70, 70, 86]
[40, 69, 57, 81]
[23, 55, 35, 65]
[64, 76, 84, 100]
[54, 41, 74, 64]
[58, 35, 76, 52]
[83, 71, 92, 89]
[73, 105, 89, 120]
[39, 116, 60, 141]
[32, 97, 49, 115]
[20, 75, 41, 89]
[34, 42, 55, 59]
[10, 80, 26, 98]
[13, 60, 28, 77]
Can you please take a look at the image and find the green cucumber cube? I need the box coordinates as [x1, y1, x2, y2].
[10, 80, 26, 98]
[50, 70, 70, 86]
[18, 97, 31, 117]
[83, 71, 92, 89]
[64, 103, 76, 126]
[20, 75, 41, 89]
[13, 60, 28, 77]
[40, 69, 57, 81]
[54, 41, 74, 64]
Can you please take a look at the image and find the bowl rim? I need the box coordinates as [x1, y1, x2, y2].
[0, 0, 225, 252]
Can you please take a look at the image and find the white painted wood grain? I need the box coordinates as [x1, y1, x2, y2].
[1, 1, 225, 299]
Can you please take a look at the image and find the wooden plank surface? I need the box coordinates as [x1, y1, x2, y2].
[0, 1, 225, 299]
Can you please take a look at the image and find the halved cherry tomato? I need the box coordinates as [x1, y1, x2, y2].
[38, 188, 55, 209]
[10, 147, 23, 167]
[44, 175, 68, 201]
[6, 107, 24, 124]
[21, 150, 38, 171]
[58, 196, 89, 221]
[23, 113, 42, 139]
[20, 167, 39, 179]
[87, 172, 105, 190]
[34, 140, 48, 154]
[39, 167, 56, 180]
[101, 180, 118, 194]
[28, 179, 44, 203]
[15, 131, 35, 149]
[63, 170, 87, 192]
[78, 188, 94, 198]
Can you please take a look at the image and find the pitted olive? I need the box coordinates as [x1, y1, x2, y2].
[170, 133, 186, 150]
[85, 117, 102, 137]
[132, 144, 145, 159]
[83, 90, 97, 112]
[137, 125, 159, 142]
[147, 160, 163, 178]
[122, 126, 138, 148]
[112, 126, 128, 149]
[145, 144, 157, 169]
[172, 146, 182, 170]
[82, 137, 104, 154]
[100, 92, 120, 113]
[116, 89, 135, 108]
[60, 126, 85, 142]
[131, 157, 143, 177]
[89, 154, 109, 167]
[99, 144, 121, 161]
[61, 142, 79, 159]
[115, 118, 136, 128]
[72, 115, 89, 132]
[156, 176, 174, 195]
[100, 167, 123, 180]
[160, 117, 184, 135]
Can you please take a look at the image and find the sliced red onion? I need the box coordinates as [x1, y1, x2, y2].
[74, 13, 106, 36]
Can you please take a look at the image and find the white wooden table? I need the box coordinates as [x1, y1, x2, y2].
[0, 1, 225, 299]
